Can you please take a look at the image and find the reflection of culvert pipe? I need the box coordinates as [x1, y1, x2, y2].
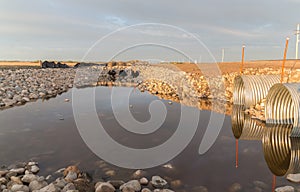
[263, 124, 292, 176]
[265, 83, 300, 136]
[262, 124, 300, 176]
[231, 105, 265, 140]
[233, 75, 280, 108]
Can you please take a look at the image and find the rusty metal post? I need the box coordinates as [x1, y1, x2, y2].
[239, 45, 245, 74]
[281, 37, 290, 83]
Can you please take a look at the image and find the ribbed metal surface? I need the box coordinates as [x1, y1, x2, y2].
[262, 124, 292, 176]
[231, 105, 265, 140]
[231, 105, 245, 139]
[265, 83, 300, 136]
[233, 75, 280, 108]
[288, 137, 300, 174]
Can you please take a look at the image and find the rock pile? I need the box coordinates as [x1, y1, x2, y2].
[0, 161, 183, 192]
[0, 68, 75, 109]
[0, 162, 93, 192]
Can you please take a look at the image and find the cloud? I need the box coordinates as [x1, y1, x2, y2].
[0, 0, 299, 61]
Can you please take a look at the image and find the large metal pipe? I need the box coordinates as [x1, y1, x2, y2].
[233, 75, 280, 108]
[265, 83, 300, 136]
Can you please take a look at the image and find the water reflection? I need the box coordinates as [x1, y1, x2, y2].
[232, 105, 265, 140]
[231, 105, 300, 177]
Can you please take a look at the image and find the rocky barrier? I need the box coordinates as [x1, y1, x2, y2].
[0, 69, 75, 109]
[2, 64, 300, 119]
[0, 161, 181, 192]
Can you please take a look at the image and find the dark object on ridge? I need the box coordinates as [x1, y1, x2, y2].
[108, 70, 116, 81]
[41, 61, 69, 68]
[132, 70, 140, 78]
[73, 63, 108, 68]
[119, 70, 127, 77]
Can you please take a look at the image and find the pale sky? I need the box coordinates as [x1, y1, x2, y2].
[0, 0, 299, 62]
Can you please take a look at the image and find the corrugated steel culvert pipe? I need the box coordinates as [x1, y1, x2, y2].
[233, 75, 280, 108]
[231, 105, 265, 140]
[265, 83, 300, 136]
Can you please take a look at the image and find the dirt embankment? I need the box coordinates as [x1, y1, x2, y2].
[172, 59, 300, 74]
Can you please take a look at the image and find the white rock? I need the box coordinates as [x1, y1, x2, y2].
[30, 165, 40, 173]
[22, 173, 38, 183]
[9, 168, 25, 174]
[275, 186, 294, 192]
[95, 182, 115, 192]
[120, 180, 141, 191]
[287, 173, 300, 183]
[11, 184, 30, 192]
[29, 180, 48, 191]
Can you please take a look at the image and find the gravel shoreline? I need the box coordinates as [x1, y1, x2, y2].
[0, 161, 181, 192]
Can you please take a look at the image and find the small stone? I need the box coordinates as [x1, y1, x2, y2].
[54, 178, 67, 188]
[39, 183, 61, 192]
[30, 165, 40, 173]
[168, 101, 172, 105]
[62, 183, 76, 192]
[65, 171, 78, 181]
[287, 173, 300, 183]
[141, 188, 152, 192]
[22, 173, 38, 183]
[11, 184, 29, 192]
[132, 170, 146, 179]
[9, 168, 25, 174]
[139, 177, 148, 185]
[151, 176, 168, 188]
[0, 170, 8, 177]
[275, 186, 294, 192]
[0, 177, 7, 184]
[28, 162, 38, 166]
[120, 180, 141, 191]
[95, 182, 115, 192]
[10, 176, 22, 184]
[105, 170, 116, 177]
[29, 180, 48, 191]
[107, 180, 125, 188]
[65, 99, 70, 102]
[22, 97, 30, 102]
[63, 166, 79, 177]
[55, 168, 66, 174]
[1, 184, 6, 190]
[5, 171, 17, 178]
[45, 175, 52, 180]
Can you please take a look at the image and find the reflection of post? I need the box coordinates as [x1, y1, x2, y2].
[272, 175, 276, 192]
[235, 139, 238, 168]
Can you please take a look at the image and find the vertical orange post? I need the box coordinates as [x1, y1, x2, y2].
[272, 175, 276, 192]
[235, 139, 239, 168]
[281, 37, 290, 83]
[239, 45, 245, 74]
